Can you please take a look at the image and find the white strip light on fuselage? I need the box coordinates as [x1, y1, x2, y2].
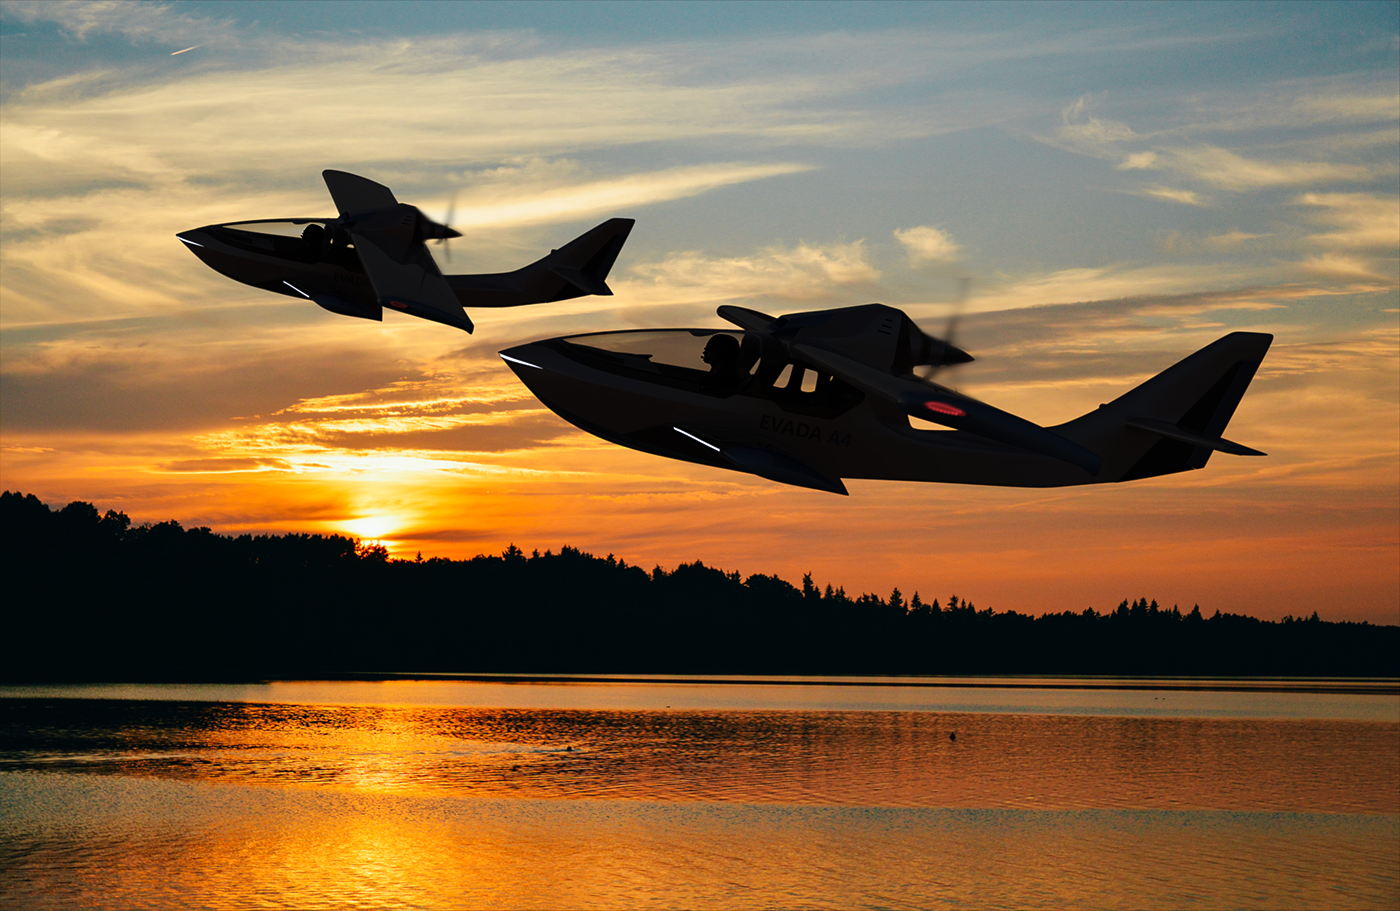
[674, 427, 721, 452]
[282, 281, 311, 298]
[499, 353, 543, 370]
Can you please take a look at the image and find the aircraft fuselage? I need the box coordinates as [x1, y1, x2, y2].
[500, 332, 1104, 494]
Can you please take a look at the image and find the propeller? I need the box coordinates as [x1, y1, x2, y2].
[434, 190, 457, 263]
[945, 276, 970, 359]
[915, 276, 972, 383]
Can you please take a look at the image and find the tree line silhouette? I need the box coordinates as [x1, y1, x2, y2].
[2, 490, 1395, 681]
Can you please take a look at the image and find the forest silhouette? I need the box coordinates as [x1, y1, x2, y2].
[2, 490, 1395, 681]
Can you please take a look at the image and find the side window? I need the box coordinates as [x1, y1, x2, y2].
[749, 356, 863, 418]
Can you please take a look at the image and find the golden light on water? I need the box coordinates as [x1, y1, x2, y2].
[3, 685, 1397, 909]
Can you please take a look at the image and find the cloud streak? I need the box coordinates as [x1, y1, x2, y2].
[3, 0, 235, 45]
[447, 162, 816, 230]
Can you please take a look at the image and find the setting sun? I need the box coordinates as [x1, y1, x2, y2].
[343, 516, 399, 542]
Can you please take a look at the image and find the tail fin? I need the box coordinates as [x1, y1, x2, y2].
[1054, 332, 1272, 482]
[448, 218, 635, 307]
[544, 217, 634, 297]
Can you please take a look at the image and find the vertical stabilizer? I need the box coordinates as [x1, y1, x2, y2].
[1053, 332, 1273, 481]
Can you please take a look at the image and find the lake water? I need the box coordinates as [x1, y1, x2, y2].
[1, 677, 1397, 909]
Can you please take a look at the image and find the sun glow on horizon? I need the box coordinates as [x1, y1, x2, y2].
[343, 516, 401, 542]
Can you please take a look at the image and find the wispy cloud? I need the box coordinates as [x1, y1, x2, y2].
[1295, 253, 1394, 284]
[447, 162, 815, 230]
[1208, 231, 1272, 247]
[1131, 185, 1210, 206]
[1045, 87, 1398, 202]
[617, 241, 881, 310]
[1297, 192, 1400, 249]
[1151, 145, 1377, 191]
[962, 263, 1274, 314]
[3, 0, 235, 45]
[0, 30, 1002, 199]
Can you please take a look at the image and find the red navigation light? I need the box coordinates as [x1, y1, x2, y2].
[923, 400, 966, 418]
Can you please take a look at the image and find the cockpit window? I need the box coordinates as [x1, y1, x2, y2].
[562, 330, 752, 371]
[221, 220, 328, 237]
[555, 328, 864, 416]
[559, 330, 760, 392]
[210, 219, 359, 270]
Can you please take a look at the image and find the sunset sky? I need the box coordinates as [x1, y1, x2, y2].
[2, 1, 1396, 623]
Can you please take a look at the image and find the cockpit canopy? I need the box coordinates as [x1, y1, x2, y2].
[560, 329, 759, 379]
[555, 328, 864, 416]
[204, 219, 358, 269]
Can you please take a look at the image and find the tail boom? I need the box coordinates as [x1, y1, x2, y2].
[447, 218, 635, 308]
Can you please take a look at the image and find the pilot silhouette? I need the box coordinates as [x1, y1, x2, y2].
[701, 334, 741, 381]
[299, 223, 327, 263]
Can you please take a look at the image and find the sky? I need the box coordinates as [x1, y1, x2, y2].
[1, 0, 1397, 623]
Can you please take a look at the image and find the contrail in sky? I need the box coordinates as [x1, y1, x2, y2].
[171, 46, 203, 56]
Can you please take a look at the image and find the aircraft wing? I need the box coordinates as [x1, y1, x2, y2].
[792, 342, 1101, 475]
[321, 169, 472, 331]
[349, 221, 474, 333]
[324, 169, 397, 214]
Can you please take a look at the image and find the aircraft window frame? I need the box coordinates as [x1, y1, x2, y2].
[220, 219, 332, 238]
[748, 353, 865, 419]
[209, 219, 361, 270]
[554, 329, 760, 395]
[550, 328, 865, 417]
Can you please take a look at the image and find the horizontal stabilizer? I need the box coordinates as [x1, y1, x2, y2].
[1126, 417, 1264, 456]
[550, 266, 612, 297]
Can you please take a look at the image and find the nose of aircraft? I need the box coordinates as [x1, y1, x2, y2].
[498, 344, 547, 373]
[175, 227, 217, 262]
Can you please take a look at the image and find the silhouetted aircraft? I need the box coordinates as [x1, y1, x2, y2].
[500, 303, 1271, 494]
[177, 170, 633, 333]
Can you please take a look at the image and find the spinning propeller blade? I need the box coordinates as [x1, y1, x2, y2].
[435, 190, 458, 263]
